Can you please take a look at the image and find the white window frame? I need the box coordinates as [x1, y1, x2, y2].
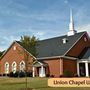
[12, 61, 17, 73]
[19, 61, 25, 71]
[4, 62, 9, 74]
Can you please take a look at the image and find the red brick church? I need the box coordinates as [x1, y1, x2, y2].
[0, 11, 90, 77]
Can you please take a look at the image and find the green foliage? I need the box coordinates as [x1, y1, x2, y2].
[20, 35, 38, 57]
[20, 35, 38, 90]
[63, 70, 71, 77]
[0, 50, 5, 57]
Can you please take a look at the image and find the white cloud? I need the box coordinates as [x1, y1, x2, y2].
[64, 0, 69, 4]
[77, 24, 90, 36]
[0, 35, 20, 51]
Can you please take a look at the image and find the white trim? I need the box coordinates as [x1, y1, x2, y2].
[0, 41, 36, 60]
[85, 62, 89, 77]
[32, 66, 35, 77]
[1, 41, 16, 59]
[4, 62, 9, 74]
[15, 41, 36, 60]
[64, 32, 87, 55]
[19, 60, 25, 71]
[33, 61, 43, 66]
[37, 55, 77, 60]
[77, 60, 90, 77]
[12, 61, 17, 66]
[78, 60, 90, 63]
[77, 62, 80, 76]
[39, 66, 45, 77]
[12, 61, 17, 73]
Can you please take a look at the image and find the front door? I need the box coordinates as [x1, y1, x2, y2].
[88, 63, 90, 76]
[39, 67, 45, 77]
[79, 63, 86, 76]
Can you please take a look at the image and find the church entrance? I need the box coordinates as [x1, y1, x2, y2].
[79, 63, 86, 76]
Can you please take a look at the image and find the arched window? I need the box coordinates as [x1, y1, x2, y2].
[4, 62, 9, 74]
[20, 61, 25, 71]
[12, 62, 17, 73]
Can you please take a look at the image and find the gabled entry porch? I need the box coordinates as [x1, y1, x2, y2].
[77, 48, 90, 77]
[77, 60, 90, 77]
[32, 61, 48, 77]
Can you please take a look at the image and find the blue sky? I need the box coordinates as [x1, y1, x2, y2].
[0, 0, 90, 51]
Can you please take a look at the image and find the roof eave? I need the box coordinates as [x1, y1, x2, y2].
[37, 55, 77, 60]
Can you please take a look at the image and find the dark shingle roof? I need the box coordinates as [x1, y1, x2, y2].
[36, 32, 85, 58]
[79, 47, 90, 59]
[16, 32, 85, 58]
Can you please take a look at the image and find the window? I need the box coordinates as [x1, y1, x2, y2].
[84, 37, 87, 42]
[13, 46, 16, 50]
[20, 61, 25, 71]
[89, 56, 90, 60]
[12, 62, 17, 73]
[4, 62, 9, 74]
[62, 38, 68, 44]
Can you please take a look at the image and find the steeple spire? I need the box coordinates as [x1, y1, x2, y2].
[69, 9, 74, 31]
[67, 9, 77, 36]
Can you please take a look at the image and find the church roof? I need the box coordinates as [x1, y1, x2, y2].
[16, 31, 86, 59]
[78, 47, 90, 59]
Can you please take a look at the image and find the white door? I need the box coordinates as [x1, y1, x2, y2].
[39, 67, 45, 77]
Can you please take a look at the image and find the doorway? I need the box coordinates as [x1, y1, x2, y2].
[39, 67, 46, 77]
[79, 63, 86, 76]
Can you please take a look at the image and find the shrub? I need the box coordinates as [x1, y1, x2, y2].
[7, 74, 9, 77]
[0, 74, 2, 76]
[50, 75, 54, 77]
[9, 72, 14, 77]
[3, 74, 6, 76]
[46, 74, 50, 77]
[59, 75, 64, 77]
[26, 71, 32, 77]
[9, 71, 33, 78]
[19, 71, 25, 77]
[14, 71, 19, 77]
[74, 73, 78, 77]
[63, 70, 71, 77]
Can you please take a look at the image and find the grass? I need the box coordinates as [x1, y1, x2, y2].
[0, 77, 90, 90]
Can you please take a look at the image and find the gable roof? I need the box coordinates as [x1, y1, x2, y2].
[78, 47, 90, 59]
[0, 41, 36, 60]
[1, 31, 86, 60]
[36, 32, 86, 58]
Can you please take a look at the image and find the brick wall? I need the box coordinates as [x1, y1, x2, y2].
[63, 59, 77, 76]
[66, 33, 89, 57]
[0, 42, 33, 75]
[43, 58, 63, 77]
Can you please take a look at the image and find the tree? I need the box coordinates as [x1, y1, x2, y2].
[20, 35, 38, 57]
[0, 50, 5, 57]
[20, 35, 38, 90]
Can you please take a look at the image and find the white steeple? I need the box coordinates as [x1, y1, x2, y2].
[67, 9, 77, 36]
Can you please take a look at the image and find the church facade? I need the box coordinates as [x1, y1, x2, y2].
[0, 11, 90, 77]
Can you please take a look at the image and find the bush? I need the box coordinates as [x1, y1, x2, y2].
[14, 71, 19, 77]
[19, 71, 25, 77]
[63, 70, 71, 77]
[9, 72, 14, 77]
[26, 71, 32, 77]
[50, 75, 54, 77]
[46, 74, 50, 77]
[0, 74, 2, 76]
[9, 71, 33, 78]
[7, 74, 10, 76]
[74, 73, 78, 77]
[3, 74, 6, 76]
[59, 75, 64, 77]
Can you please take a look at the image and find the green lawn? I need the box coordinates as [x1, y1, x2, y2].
[0, 77, 90, 90]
